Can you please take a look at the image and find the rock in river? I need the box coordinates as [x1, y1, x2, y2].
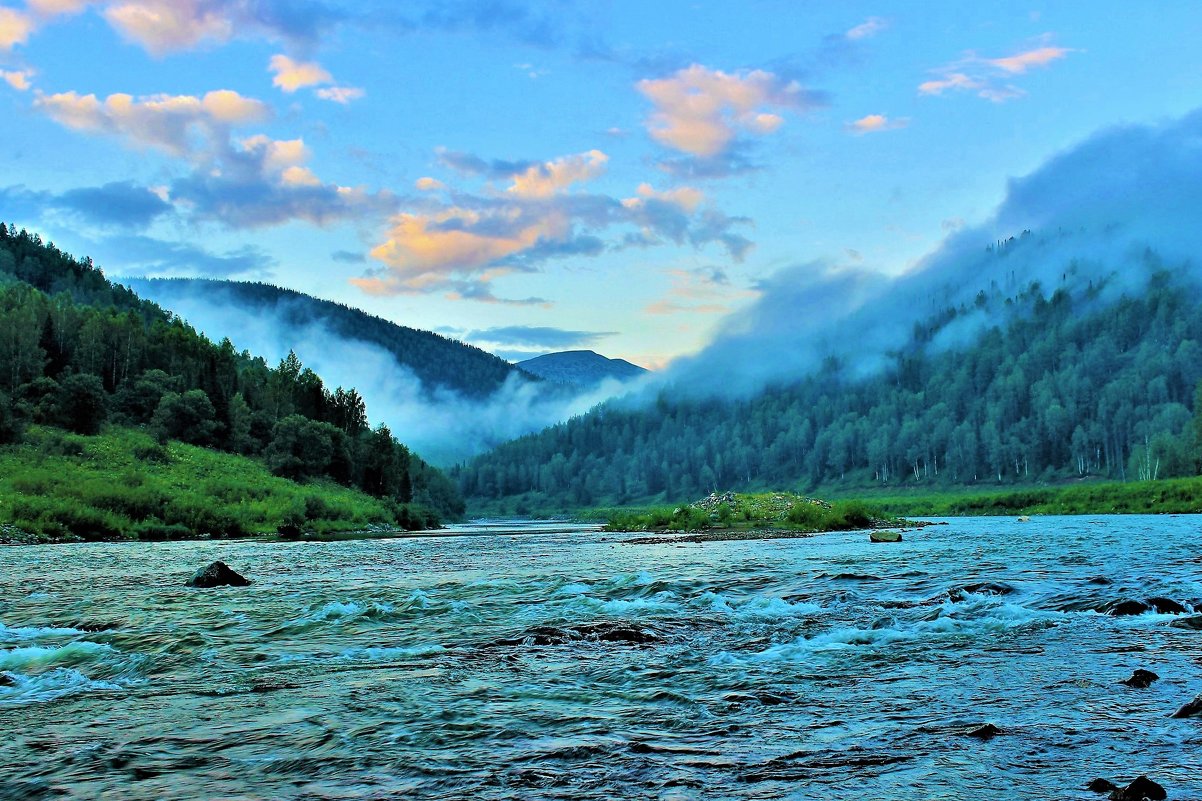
[186, 561, 251, 588]
[1086, 778, 1118, 793]
[1120, 669, 1159, 689]
[1170, 693, 1202, 718]
[1108, 775, 1167, 800]
[869, 531, 902, 543]
[965, 723, 1002, 739]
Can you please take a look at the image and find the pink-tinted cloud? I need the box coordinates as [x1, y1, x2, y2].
[269, 54, 331, 92]
[0, 7, 35, 49]
[33, 88, 269, 156]
[637, 64, 813, 158]
[1, 68, 35, 91]
[989, 46, 1071, 74]
[920, 41, 1074, 103]
[846, 113, 908, 134]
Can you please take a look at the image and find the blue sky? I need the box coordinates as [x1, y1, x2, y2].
[2, 1, 1200, 368]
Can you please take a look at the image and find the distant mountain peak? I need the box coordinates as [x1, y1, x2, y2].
[517, 350, 648, 386]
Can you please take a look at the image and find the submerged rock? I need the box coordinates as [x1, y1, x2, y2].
[1170, 693, 1202, 718]
[489, 621, 662, 647]
[185, 561, 251, 588]
[965, 723, 1002, 739]
[869, 531, 902, 543]
[949, 582, 1016, 602]
[1121, 669, 1159, 689]
[0, 672, 15, 687]
[1169, 614, 1202, 630]
[1109, 776, 1167, 800]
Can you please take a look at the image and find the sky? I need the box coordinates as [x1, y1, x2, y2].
[2, 1, 1201, 369]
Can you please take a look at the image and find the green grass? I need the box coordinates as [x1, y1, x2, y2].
[839, 477, 1202, 516]
[603, 492, 895, 533]
[0, 426, 436, 542]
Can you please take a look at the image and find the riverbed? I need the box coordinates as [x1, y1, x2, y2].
[2, 516, 1200, 799]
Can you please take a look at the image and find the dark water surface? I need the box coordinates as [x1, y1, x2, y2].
[2, 516, 1200, 800]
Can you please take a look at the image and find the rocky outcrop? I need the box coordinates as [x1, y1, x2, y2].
[185, 561, 251, 588]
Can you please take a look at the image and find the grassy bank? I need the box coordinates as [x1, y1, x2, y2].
[826, 476, 1202, 517]
[0, 426, 437, 544]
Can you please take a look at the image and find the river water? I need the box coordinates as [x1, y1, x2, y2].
[1, 516, 1200, 800]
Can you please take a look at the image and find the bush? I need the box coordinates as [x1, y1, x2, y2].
[56, 373, 108, 435]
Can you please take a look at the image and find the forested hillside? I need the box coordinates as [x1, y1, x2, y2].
[127, 278, 533, 399]
[0, 225, 464, 526]
[457, 271, 1202, 509]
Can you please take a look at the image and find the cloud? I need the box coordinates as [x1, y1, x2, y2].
[846, 16, 887, 40]
[268, 54, 331, 92]
[665, 106, 1202, 397]
[352, 149, 754, 301]
[847, 113, 908, 134]
[415, 176, 445, 191]
[644, 266, 752, 315]
[1, 68, 34, 90]
[103, 0, 236, 54]
[314, 85, 364, 104]
[331, 249, 365, 263]
[0, 7, 35, 49]
[988, 46, 1071, 74]
[168, 133, 398, 228]
[106, 234, 276, 277]
[435, 148, 538, 179]
[466, 325, 616, 349]
[920, 41, 1074, 103]
[0, 180, 171, 227]
[57, 180, 172, 226]
[637, 64, 816, 158]
[507, 149, 607, 198]
[269, 53, 363, 103]
[33, 88, 270, 157]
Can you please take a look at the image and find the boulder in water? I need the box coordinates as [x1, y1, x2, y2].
[1146, 597, 1187, 614]
[1086, 778, 1118, 793]
[1169, 614, 1202, 630]
[965, 723, 1002, 739]
[1105, 600, 1151, 616]
[1109, 776, 1167, 801]
[185, 561, 251, 588]
[489, 621, 662, 648]
[0, 672, 15, 687]
[869, 531, 902, 543]
[1120, 669, 1159, 689]
[1170, 693, 1202, 718]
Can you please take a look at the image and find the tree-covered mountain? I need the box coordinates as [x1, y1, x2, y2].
[125, 277, 534, 400]
[517, 350, 648, 386]
[0, 225, 464, 530]
[456, 269, 1202, 510]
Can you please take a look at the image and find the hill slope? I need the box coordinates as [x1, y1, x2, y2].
[0, 225, 464, 533]
[517, 350, 647, 386]
[456, 270, 1202, 510]
[126, 278, 532, 400]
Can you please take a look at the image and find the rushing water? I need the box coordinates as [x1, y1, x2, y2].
[2, 516, 1200, 800]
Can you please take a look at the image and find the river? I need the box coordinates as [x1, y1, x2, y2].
[2, 515, 1200, 800]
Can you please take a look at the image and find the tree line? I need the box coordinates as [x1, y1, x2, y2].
[0, 224, 464, 521]
[457, 271, 1202, 508]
